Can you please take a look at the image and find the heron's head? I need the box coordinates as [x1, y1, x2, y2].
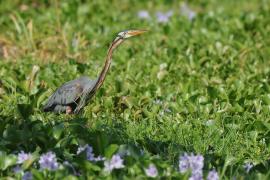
[116, 30, 147, 40]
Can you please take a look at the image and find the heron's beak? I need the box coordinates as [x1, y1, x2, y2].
[127, 30, 148, 37]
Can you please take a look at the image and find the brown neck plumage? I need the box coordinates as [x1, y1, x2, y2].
[93, 37, 124, 91]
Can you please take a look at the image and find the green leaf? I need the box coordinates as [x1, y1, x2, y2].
[22, 154, 38, 170]
[32, 169, 45, 180]
[105, 144, 119, 158]
[53, 123, 65, 140]
[262, 94, 270, 105]
[207, 86, 219, 99]
[0, 152, 17, 170]
[17, 104, 33, 119]
[83, 161, 101, 172]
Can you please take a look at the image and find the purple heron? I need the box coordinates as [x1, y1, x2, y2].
[43, 30, 147, 114]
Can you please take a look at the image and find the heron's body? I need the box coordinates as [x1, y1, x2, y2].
[43, 76, 97, 114]
[43, 30, 146, 114]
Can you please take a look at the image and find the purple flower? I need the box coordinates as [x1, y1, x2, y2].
[179, 153, 204, 179]
[13, 165, 22, 173]
[180, 3, 196, 21]
[77, 144, 95, 161]
[39, 152, 59, 171]
[22, 171, 33, 180]
[189, 172, 203, 180]
[179, 153, 190, 173]
[77, 144, 89, 155]
[137, 10, 151, 20]
[189, 154, 204, 173]
[77, 144, 105, 162]
[104, 154, 125, 172]
[17, 151, 32, 164]
[207, 169, 219, 180]
[85, 146, 95, 161]
[156, 11, 173, 23]
[145, 164, 158, 178]
[243, 162, 253, 173]
[110, 155, 124, 168]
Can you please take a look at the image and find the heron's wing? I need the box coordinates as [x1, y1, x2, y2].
[43, 77, 96, 111]
[43, 82, 83, 111]
[73, 78, 98, 113]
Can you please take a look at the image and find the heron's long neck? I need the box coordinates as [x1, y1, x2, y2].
[93, 38, 123, 91]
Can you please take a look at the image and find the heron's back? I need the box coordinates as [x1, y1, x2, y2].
[43, 76, 97, 113]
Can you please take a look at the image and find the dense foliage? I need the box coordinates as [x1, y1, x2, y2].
[0, 0, 270, 179]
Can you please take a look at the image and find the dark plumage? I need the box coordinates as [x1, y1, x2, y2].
[43, 77, 97, 114]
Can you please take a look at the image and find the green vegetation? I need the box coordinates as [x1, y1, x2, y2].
[0, 0, 270, 179]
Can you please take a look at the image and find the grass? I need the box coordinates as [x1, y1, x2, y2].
[1, 0, 270, 179]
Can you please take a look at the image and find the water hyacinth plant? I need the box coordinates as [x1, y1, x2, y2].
[77, 144, 105, 161]
[104, 154, 125, 173]
[17, 151, 32, 164]
[145, 164, 158, 178]
[179, 153, 204, 174]
[156, 11, 173, 23]
[38, 152, 59, 171]
[207, 170, 219, 180]
[137, 2, 197, 24]
[6, 147, 221, 179]
[22, 171, 33, 180]
[189, 173, 203, 180]
[137, 10, 151, 20]
[179, 153, 204, 179]
[13, 165, 22, 173]
[180, 3, 196, 20]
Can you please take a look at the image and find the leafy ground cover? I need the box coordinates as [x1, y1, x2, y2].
[1, 0, 270, 179]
